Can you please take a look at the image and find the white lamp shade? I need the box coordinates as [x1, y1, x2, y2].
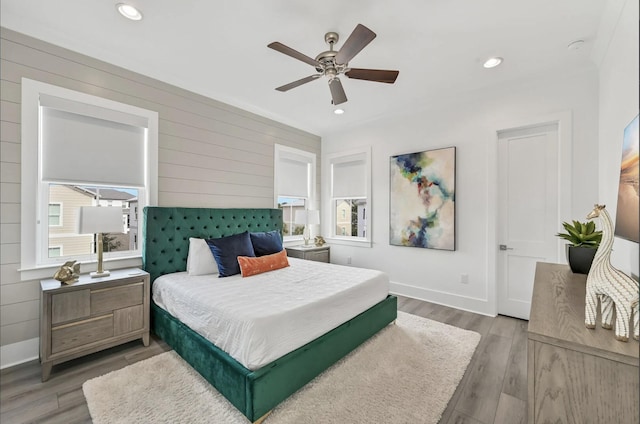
[294, 209, 320, 225]
[78, 206, 123, 234]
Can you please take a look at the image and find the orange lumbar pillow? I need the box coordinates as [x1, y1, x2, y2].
[237, 249, 289, 277]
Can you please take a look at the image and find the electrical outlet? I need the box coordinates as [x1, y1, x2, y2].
[347, 256, 352, 265]
[460, 273, 469, 284]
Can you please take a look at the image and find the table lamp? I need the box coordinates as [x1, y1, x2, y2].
[78, 206, 123, 277]
[294, 209, 320, 246]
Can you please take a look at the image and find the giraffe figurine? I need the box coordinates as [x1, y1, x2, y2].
[585, 204, 639, 341]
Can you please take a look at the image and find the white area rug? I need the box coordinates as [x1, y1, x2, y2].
[83, 312, 480, 424]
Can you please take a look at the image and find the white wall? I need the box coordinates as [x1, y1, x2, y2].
[322, 68, 599, 316]
[594, 0, 639, 278]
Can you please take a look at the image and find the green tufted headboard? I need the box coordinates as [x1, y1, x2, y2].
[142, 207, 283, 284]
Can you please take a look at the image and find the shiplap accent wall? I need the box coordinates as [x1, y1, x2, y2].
[0, 27, 321, 351]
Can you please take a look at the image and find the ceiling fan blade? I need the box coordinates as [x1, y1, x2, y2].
[345, 68, 399, 84]
[329, 78, 348, 105]
[268, 42, 321, 67]
[334, 24, 377, 65]
[275, 75, 321, 92]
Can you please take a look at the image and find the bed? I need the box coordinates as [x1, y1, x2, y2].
[142, 207, 397, 422]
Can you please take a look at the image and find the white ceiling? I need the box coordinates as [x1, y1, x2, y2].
[1, 0, 605, 136]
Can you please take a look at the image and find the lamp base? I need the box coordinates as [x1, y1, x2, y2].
[90, 270, 110, 278]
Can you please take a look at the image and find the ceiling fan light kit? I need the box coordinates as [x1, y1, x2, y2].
[268, 24, 399, 106]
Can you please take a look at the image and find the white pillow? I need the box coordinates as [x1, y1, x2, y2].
[186, 238, 219, 276]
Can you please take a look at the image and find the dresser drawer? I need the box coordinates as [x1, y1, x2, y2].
[306, 250, 329, 263]
[51, 289, 90, 325]
[114, 304, 144, 336]
[51, 315, 114, 354]
[91, 282, 143, 315]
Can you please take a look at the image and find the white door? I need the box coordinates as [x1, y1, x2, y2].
[497, 124, 559, 320]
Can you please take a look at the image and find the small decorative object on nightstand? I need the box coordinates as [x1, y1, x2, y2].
[286, 244, 330, 263]
[53, 260, 80, 284]
[314, 235, 326, 247]
[40, 268, 150, 381]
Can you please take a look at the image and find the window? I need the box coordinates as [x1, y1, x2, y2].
[334, 199, 367, 237]
[20, 79, 158, 277]
[327, 148, 371, 244]
[48, 203, 62, 227]
[278, 196, 306, 237]
[47, 184, 137, 259]
[274, 144, 317, 240]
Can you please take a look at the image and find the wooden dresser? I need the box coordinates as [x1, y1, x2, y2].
[40, 268, 150, 381]
[528, 262, 639, 424]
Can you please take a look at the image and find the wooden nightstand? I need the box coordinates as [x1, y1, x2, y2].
[40, 268, 150, 381]
[285, 245, 330, 263]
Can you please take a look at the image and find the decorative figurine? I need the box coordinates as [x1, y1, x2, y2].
[53, 260, 81, 284]
[585, 205, 639, 341]
[314, 236, 326, 247]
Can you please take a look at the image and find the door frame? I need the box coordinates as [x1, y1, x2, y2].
[486, 110, 573, 317]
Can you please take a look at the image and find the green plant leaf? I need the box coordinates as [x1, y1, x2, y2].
[573, 220, 583, 234]
[556, 219, 601, 248]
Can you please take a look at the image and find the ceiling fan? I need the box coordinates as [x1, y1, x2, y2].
[268, 24, 399, 106]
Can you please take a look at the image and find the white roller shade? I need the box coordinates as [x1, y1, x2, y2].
[41, 107, 146, 187]
[276, 146, 313, 198]
[332, 156, 366, 198]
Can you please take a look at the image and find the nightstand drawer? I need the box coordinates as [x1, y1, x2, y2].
[91, 282, 144, 315]
[114, 304, 144, 336]
[51, 315, 114, 354]
[286, 245, 330, 263]
[306, 250, 329, 262]
[51, 290, 90, 325]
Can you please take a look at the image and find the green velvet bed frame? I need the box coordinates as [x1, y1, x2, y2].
[142, 207, 397, 422]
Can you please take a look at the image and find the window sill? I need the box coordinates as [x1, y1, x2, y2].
[19, 255, 143, 281]
[324, 237, 372, 248]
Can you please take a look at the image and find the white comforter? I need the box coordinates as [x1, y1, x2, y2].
[152, 258, 389, 370]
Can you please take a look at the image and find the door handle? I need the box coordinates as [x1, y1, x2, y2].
[499, 244, 514, 251]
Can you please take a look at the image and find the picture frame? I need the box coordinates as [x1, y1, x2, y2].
[614, 114, 639, 243]
[389, 147, 456, 250]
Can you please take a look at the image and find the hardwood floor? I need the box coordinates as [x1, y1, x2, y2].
[0, 296, 527, 424]
[397, 296, 528, 424]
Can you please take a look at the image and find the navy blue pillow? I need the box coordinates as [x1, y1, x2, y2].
[250, 230, 283, 257]
[206, 232, 255, 277]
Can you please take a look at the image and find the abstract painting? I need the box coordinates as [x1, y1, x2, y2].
[390, 147, 456, 250]
[614, 114, 639, 243]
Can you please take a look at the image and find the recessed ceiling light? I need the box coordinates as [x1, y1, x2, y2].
[334, 109, 345, 115]
[483, 57, 503, 69]
[116, 3, 143, 21]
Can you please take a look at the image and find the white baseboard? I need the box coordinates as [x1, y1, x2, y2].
[1, 337, 39, 369]
[390, 281, 495, 317]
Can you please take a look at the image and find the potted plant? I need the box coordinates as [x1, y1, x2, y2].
[556, 220, 602, 274]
